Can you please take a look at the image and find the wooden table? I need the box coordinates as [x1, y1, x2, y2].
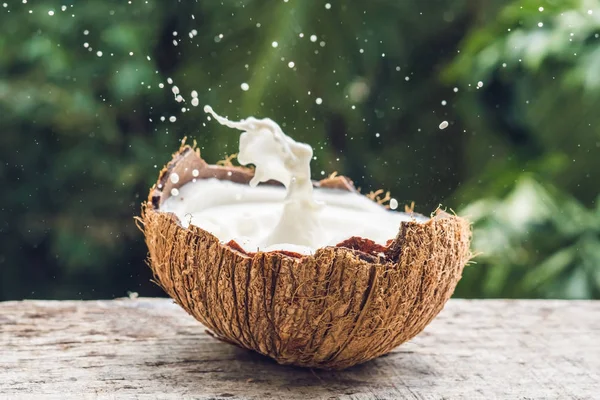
[1, 299, 598, 399]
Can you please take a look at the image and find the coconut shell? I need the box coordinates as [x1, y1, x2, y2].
[140, 143, 472, 370]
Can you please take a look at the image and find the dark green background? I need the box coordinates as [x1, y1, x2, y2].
[1, 0, 599, 300]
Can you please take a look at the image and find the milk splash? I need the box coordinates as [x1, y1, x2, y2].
[203, 106, 325, 248]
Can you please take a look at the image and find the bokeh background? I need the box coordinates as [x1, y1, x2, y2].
[1, 0, 599, 300]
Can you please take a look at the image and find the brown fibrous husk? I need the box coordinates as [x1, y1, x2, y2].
[139, 142, 472, 370]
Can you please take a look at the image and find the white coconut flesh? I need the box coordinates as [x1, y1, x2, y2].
[159, 105, 427, 255]
[160, 178, 425, 255]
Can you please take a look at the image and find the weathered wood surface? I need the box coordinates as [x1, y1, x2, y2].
[1, 299, 598, 399]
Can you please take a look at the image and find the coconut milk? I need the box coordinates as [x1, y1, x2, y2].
[160, 106, 423, 254]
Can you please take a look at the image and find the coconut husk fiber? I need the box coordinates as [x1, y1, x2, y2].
[139, 143, 472, 370]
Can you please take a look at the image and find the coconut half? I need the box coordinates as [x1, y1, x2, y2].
[140, 142, 472, 370]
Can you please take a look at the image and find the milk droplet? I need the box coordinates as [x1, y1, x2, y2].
[325, 3, 331, 9]
[271, 41, 278, 48]
[169, 116, 177, 122]
[439, 121, 449, 130]
[172, 86, 180, 95]
[96, 51, 103, 57]
[288, 61, 295, 68]
[315, 97, 323, 105]
[48, 10, 54, 15]
[170, 188, 179, 196]
[191, 90, 198, 98]
[310, 35, 317, 42]
[389, 198, 399, 210]
[191, 98, 199, 107]
[241, 83, 250, 91]
[441, 100, 447, 106]
[192, 169, 199, 177]
[158, 83, 164, 89]
[477, 81, 484, 88]
[167, 77, 173, 84]
[170, 173, 180, 184]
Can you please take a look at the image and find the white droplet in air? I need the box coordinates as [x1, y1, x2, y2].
[441, 100, 447, 106]
[439, 121, 449, 130]
[271, 41, 278, 48]
[158, 83, 164, 89]
[191, 98, 199, 107]
[588, 10, 593, 15]
[96, 51, 103, 57]
[48, 10, 54, 16]
[310, 35, 317, 42]
[170, 173, 180, 184]
[175, 95, 183, 103]
[288, 61, 295, 68]
[325, 3, 331, 9]
[170, 188, 180, 196]
[315, 97, 323, 105]
[538, 6, 544, 12]
[389, 198, 399, 210]
[241, 83, 250, 91]
[192, 169, 199, 177]
[169, 116, 177, 122]
[453, 87, 459, 92]
[167, 77, 173, 84]
[538, 22, 543, 27]
[172, 86, 180, 95]
[191, 90, 198, 98]
[477, 81, 484, 88]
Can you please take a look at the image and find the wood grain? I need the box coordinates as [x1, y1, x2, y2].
[1, 299, 598, 399]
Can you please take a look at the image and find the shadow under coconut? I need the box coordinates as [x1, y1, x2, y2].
[150, 334, 441, 399]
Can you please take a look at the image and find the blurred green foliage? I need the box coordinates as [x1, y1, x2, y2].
[0, 0, 598, 300]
